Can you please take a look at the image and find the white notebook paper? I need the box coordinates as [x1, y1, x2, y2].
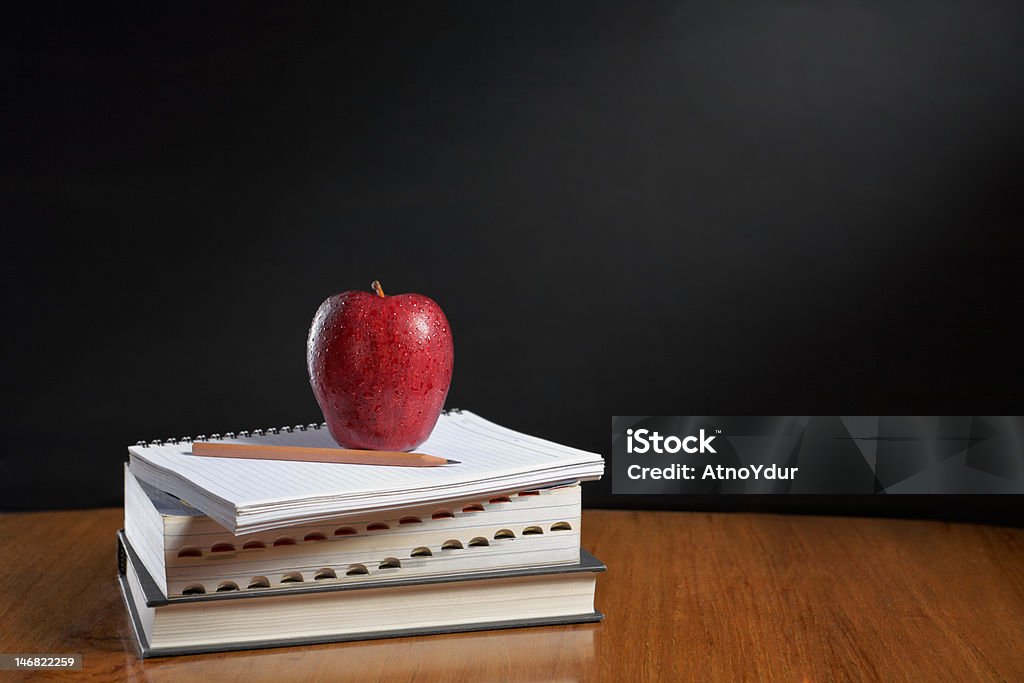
[128, 410, 604, 534]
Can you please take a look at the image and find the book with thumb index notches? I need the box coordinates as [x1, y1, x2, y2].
[119, 409, 606, 657]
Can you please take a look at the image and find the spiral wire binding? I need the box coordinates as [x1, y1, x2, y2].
[131, 408, 463, 449]
[133, 422, 326, 449]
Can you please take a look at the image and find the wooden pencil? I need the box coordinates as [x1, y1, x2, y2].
[190, 441, 458, 467]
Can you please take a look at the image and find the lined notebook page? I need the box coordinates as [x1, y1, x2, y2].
[128, 411, 603, 534]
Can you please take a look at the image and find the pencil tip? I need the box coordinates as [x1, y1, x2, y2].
[445, 459, 461, 465]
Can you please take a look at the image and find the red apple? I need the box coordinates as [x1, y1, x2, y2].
[306, 281, 454, 451]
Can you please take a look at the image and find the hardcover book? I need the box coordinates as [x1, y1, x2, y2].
[118, 532, 605, 658]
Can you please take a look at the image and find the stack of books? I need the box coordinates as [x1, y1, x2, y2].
[120, 409, 606, 657]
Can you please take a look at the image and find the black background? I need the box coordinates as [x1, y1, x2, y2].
[5, 3, 1023, 521]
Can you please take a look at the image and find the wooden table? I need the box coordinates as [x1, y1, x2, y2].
[2, 508, 1023, 681]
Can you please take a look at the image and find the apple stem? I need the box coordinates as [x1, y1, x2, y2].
[371, 280, 386, 298]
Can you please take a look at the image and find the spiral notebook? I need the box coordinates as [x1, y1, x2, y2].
[128, 410, 605, 535]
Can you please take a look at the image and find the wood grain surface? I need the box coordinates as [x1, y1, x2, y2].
[1, 508, 1022, 681]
